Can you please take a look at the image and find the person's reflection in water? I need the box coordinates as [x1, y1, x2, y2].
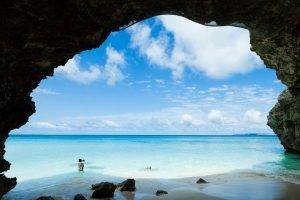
[121, 191, 135, 200]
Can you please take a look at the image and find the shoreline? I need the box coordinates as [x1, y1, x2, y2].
[4, 170, 300, 200]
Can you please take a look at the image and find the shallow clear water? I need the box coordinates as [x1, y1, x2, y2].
[4, 135, 300, 183]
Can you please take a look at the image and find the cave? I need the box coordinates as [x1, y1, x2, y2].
[0, 0, 299, 197]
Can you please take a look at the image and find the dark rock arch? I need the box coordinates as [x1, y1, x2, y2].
[0, 0, 299, 197]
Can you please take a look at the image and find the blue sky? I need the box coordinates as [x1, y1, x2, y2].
[14, 15, 285, 135]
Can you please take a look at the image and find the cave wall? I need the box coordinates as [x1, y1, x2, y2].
[0, 0, 299, 197]
[268, 89, 300, 153]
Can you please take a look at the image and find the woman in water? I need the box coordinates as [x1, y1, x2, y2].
[78, 159, 85, 171]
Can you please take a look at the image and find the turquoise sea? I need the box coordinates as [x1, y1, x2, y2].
[4, 135, 300, 184]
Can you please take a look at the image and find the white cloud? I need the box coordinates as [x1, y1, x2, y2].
[34, 122, 57, 129]
[55, 56, 101, 84]
[136, 80, 151, 84]
[181, 114, 204, 126]
[55, 47, 125, 86]
[155, 79, 165, 84]
[244, 109, 264, 124]
[34, 88, 59, 95]
[102, 47, 126, 86]
[181, 114, 193, 122]
[208, 110, 225, 123]
[128, 15, 263, 80]
[33, 122, 70, 130]
[102, 119, 119, 128]
[32, 119, 120, 131]
[209, 85, 229, 92]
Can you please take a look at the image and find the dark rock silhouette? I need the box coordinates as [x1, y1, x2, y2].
[156, 190, 168, 196]
[196, 178, 208, 184]
[91, 182, 117, 199]
[268, 89, 300, 153]
[0, 175, 16, 197]
[36, 197, 55, 200]
[74, 193, 87, 200]
[119, 179, 136, 192]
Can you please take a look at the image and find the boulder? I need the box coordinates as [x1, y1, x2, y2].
[196, 178, 208, 184]
[74, 194, 87, 200]
[91, 183, 102, 190]
[91, 182, 117, 199]
[118, 179, 136, 192]
[156, 190, 168, 196]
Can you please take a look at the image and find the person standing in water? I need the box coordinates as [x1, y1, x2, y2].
[78, 159, 85, 172]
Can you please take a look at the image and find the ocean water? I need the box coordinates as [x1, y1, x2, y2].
[4, 135, 300, 183]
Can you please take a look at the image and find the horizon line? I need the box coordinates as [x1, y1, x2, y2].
[9, 133, 275, 136]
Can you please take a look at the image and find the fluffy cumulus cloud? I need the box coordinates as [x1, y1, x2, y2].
[181, 114, 204, 127]
[208, 110, 225, 123]
[128, 15, 263, 79]
[55, 47, 125, 85]
[244, 109, 264, 124]
[55, 56, 101, 84]
[102, 47, 126, 86]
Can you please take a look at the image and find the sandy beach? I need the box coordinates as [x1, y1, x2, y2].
[4, 170, 300, 200]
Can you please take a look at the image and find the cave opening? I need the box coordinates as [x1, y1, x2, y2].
[4, 15, 298, 200]
[0, 1, 298, 199]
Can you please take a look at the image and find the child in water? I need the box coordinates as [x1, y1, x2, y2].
[78, 159, 85, 172]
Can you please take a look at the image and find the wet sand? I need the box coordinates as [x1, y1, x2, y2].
[4, 170, 300, 200]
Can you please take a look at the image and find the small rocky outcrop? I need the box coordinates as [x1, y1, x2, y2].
[91, 182, 117, 199]
[36, 197, 55, 200]
[74, 194, 87, 200]
[156, 190, 168, 196]
[118, 179, 136, 192]
[196, 178, 208, 184]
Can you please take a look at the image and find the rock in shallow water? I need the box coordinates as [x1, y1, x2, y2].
[91, 182, 117, 198]
[74, 193, 87, 200]
[196, 178, 208, 184]
[91, 183, 102, 190]
[156, 190, 168, 196]
[119, 179, 136, 192]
